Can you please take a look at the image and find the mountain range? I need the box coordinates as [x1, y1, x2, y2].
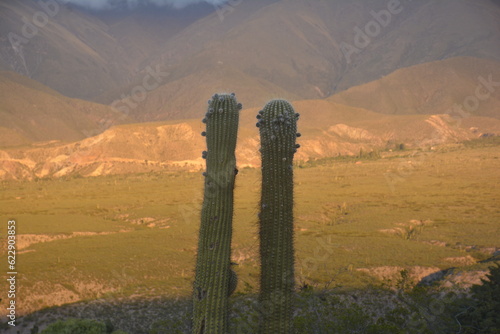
[0, 0, 499, 179]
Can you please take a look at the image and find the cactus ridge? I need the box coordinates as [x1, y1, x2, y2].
[257, 99, 299, 334]
[193, 93, 241, 334]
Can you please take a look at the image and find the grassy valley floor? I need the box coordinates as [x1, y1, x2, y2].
[0, 137, 499, 332]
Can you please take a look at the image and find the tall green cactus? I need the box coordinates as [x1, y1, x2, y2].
[193, 93, 242, 334]
[257, 99, 300, 334]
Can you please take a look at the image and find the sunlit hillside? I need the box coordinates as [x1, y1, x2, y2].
[2, 98, 499, 180]
[329, 57, 500, 119]
[0, 71, 131, 148]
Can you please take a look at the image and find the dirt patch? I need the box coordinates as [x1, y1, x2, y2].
[0, 281, 116, 317]
[128, 217, 172, 228]
[379, 219, 432, 240]
[16, 230, 131, 250]
[423, 240, 448, 247]
[441, 270, 489, 289]
[357, 266, 442, 284]
[444, 255, 477, 266]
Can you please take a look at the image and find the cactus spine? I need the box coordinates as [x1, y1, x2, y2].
[257, 99, 300, 334]
[193, 93, 241, 334]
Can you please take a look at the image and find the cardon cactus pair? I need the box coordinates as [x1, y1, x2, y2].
[192, 95, 299, 334]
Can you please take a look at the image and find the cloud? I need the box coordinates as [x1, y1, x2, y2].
[61, 0, 228, 10]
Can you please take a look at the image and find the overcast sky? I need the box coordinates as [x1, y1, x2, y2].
[62, 0, 228, 10]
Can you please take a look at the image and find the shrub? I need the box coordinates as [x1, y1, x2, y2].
[458, 263, 500, 333]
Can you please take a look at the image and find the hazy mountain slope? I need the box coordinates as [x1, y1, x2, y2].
[0, 71, 130, 147]
[143, 0, 281, 71]
[115, 64, 300, 121]
[106, 0, 500, 121]
[2, 0, 499, 121]
[0, 0, 201, 100]
[107, 0, 342, 120]
[2, 100, 499, 180]
[329, 57, 500, 119]
[94, 5, 214, 70]
[0, 0, 128, 99]
[208, 0, 500, 95]
[331, 0, 500, 92]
